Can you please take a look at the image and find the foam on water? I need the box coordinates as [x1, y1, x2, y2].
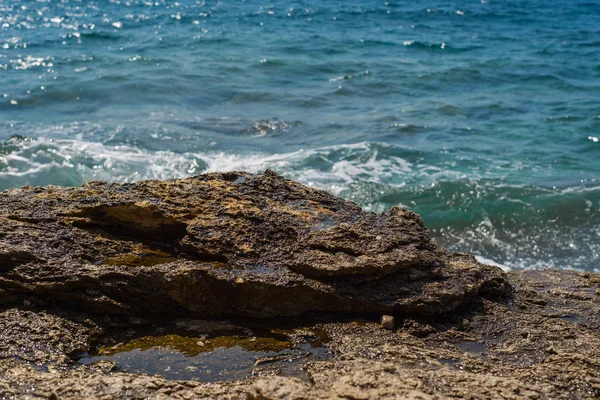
[0, 138, 415, 194]
[2, 135, 598, 271]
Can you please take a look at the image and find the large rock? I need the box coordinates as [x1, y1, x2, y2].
[0, 173, 599, 399]
[0, 170, 509, 318]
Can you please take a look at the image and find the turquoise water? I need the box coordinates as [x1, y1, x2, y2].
[1, 0, 599, 271]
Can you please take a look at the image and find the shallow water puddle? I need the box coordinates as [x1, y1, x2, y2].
[78, 324, 330, 382]
[100, 251, 177, 267]
[456, 340, 487, 354]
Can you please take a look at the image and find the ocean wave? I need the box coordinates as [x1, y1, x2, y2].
[1, 135, 599, 271]
[2, 135, 597, 197]
[0, 137, 416, 195]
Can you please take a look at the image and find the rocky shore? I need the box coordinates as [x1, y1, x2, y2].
[0, 171, 598, 399]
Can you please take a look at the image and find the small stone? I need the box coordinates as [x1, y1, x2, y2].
[197, 340, 205, 346]
[380, 315, 394, 330]
[249, 337, 257, 342]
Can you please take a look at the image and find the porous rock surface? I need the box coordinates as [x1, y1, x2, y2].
[0, 170, 509, 318]
[1, 171, 599, 399]
[0, 270, 599, 399]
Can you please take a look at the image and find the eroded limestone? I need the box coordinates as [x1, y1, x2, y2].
[2, 172, 597, 399]
[0, 170, 510, 318]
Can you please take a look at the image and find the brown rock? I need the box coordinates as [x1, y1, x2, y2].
[0, 172, 596, 398]
[380, 315, 394, 330]
[10, 172, 598, 398]
[0, 170, 511, 319]
[0, 309, 98, 364]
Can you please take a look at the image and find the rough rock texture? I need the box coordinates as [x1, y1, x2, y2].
[0, 170, 509, 318]
[0, 309, 98, 365]
[0, 270, 599, 399]
[1, 172, 599, 399]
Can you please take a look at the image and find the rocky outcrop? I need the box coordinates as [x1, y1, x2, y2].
[0, 170, 509, 318]
[0, 270, 599, 399]
[1, 171, 598, 399]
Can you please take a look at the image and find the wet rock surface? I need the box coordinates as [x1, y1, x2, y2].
[0, 170, 509, 318]
[0, 172, 598, 399]
[0, 309, 98, 365]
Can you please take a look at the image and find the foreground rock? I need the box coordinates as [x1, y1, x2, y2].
[1, 172, 599, 399]
[0, 269, 599, 399]
[0, 170, 508, 318]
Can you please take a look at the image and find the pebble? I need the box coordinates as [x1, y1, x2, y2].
[380, 315, 394, 330]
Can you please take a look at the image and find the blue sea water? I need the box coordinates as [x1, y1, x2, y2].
[1, 0, 599, 271]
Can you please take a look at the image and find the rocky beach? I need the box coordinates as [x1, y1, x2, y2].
[0, 171, 598, 399]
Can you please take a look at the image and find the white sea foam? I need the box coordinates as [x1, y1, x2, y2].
[0, 138, 417, 196]
[473, 255, 591, 272]
[3, 136, 597, 203]
[2, 136, 599, 273]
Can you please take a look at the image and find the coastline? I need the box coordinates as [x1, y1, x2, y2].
[0, 172, 598, 399]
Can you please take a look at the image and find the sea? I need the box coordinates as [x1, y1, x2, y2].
[1, 0, 599, 271]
